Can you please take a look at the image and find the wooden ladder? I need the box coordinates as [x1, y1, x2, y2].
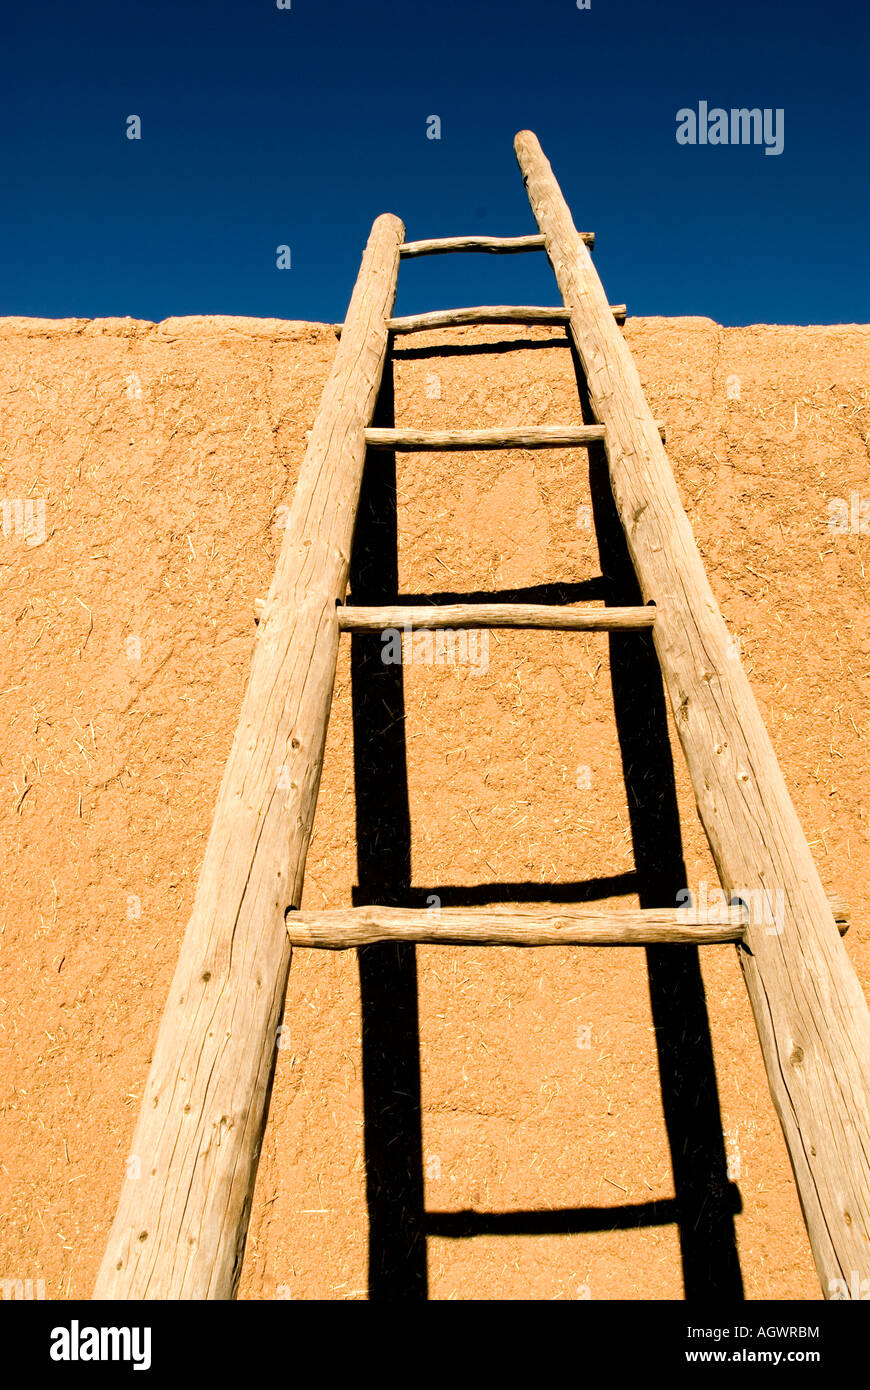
[94, 130, 870, 1300]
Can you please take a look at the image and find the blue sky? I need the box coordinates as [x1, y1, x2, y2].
[1, 0, 867, 325]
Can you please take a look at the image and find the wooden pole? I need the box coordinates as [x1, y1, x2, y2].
[400, 233, 593, 256]
[335, 306, 626, 336]
[287, 898, 850, 950]
[514, 129, 870, 1292]
[384, 305, 626, 332]
[93, 213, 405, 1299]
[387, 305, 570, 331]
[364, 425, 665, 451]
[365, 425, 606, 450]
[288, 904, 747, 947]
[336, 603, 655, 631]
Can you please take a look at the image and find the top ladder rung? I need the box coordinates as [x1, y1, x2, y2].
[399, 232, 594, 257]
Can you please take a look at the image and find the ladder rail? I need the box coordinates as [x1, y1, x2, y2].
[515, 127, 870, 1294]
[93, 213, 405, 1300]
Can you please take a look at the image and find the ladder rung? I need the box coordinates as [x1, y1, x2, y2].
[287, 897, 850, 949]
[363, 423, 666, 450]
[384, 304, 626, 333]
[399, 232, 594, 257]
[365, 424, 606, 451]
[335, 603, 655, 632]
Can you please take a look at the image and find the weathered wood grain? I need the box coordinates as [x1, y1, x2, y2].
[399, 233, 593, 256]
[364, 424, 664, 451]
[336, 603, 656, 631]
[383, 304, 625, 332]
[515, 127, 870, 1293]
[365, 424, 607, 450]
[94, 213, 405, 1300]
[288, 897, 850, 949]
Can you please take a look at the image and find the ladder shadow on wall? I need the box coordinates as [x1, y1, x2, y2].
[347, 347, 744, 1301]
